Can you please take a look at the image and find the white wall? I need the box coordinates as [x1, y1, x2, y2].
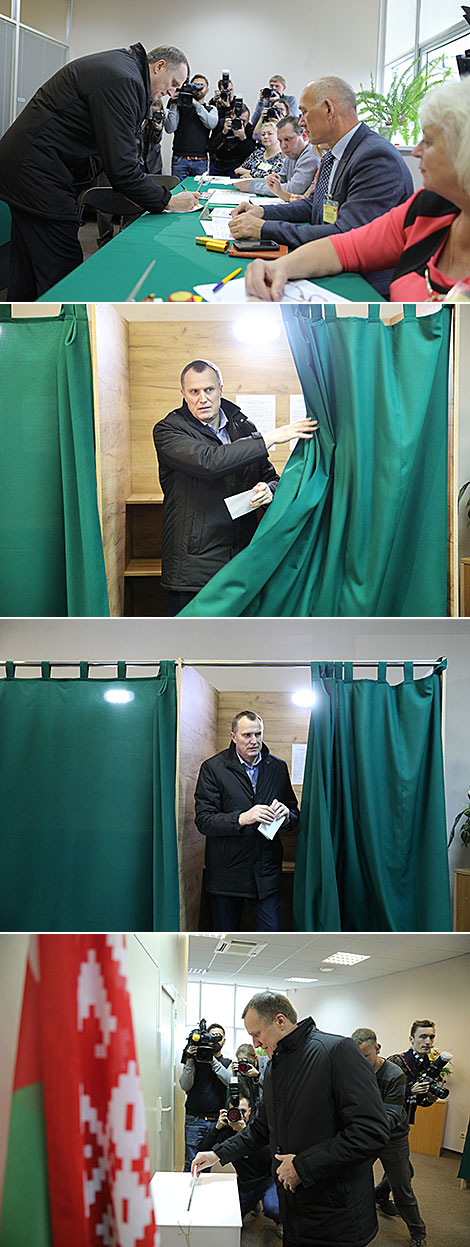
[289, 953, 470, 1153]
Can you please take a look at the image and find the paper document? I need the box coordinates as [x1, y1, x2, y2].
[258, 815, 285, 841]
[224, 488, 264, 519]
[193, 277, 351, 304]
[205, 189, 248, 206]
[200, 218, 233, 240]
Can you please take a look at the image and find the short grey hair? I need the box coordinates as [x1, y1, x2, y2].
[420, 77, 470, 194]
[180, 359, 223, 388]
[148, 45, 189, 75]
[308, 76, 357, 112]
[242, 991, 298, 1024]
[352, 1028, 377, 1046]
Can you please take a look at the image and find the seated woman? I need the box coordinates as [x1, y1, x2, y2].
[234, 121, 284, 181]
[245, 78, 470, 302]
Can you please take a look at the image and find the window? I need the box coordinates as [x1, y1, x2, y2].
[382, 0, 469, 94]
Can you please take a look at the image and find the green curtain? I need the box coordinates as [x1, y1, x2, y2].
[181, 304, 451, 617]
[0, 304, 109, 616]
[0, 661, 179, 931]
[293, 660, 452, 932]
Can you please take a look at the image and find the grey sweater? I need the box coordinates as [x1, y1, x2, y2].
[248, 143, 319, 197]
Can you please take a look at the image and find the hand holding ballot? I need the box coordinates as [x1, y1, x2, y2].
[191, 1151, 218, 1177]
[167, 190, 200, 213]
[249, 481, 274, 508]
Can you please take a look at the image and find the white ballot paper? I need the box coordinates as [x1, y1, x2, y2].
[258, 814, 286, 841]
[224, 488, 264, 519]
[193, 277, 350, 304]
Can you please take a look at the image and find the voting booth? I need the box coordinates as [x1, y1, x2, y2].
[151, 1172, 242, 1247]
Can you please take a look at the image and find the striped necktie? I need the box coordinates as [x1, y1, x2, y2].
[312, 149, 335, 220]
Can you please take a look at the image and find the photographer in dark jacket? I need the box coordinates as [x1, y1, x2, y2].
[195, 710, 299, 930]
[179, 1021, 232, 1172]
[200, 1093, 281, 1231]
[193, 993, 390, 1247]
[208, 103, 255, 177]
[0, 42, 199, 298]
[165, 74, 218, 180]
[153, 358, 314, 614]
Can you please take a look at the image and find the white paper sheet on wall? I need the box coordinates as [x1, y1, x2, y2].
[291, 742, 307, 785]
[289, 393, 307, 450]
[236, 394, 276, 448]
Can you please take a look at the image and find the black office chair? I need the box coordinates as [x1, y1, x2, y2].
[78, 176, 180, 233]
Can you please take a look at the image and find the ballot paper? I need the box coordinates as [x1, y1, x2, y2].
[193, 277, 351, 304]
[258, 815, 285, 841]
[224, 488, 264, 519]
[200, 218, 233, 240]
[204, 189, 248, 206]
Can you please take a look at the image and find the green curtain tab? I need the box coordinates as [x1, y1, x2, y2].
[180, 305, 451, 618]
[294, 660, 451, 932]
[0, 306, 109, 616]
[117, 662, 127, 680]
[5, 662, 15, 679]
[79, 662, 89, 679]
[0, 663, 179, 932]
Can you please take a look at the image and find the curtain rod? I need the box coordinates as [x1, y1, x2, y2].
[1, 658, 445, 670]
[0, 660, 162, 668]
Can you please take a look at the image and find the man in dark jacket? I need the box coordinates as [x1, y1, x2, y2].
[193, 992, 390, 1247]
[229, 75, 414, 296]
[0, 42, 200, 298]
[153, 358, 314, 615]
[200, 1092, 281, 1229]
[352, 1028, 427, 1246]
[195, 710, 299, 930]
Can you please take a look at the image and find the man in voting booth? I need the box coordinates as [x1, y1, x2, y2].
[194, 710, 299, 931]
[0, 42, 200, 298]
[153, 358, 314, 615]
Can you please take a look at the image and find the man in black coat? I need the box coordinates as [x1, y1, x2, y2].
[195, 710, 299, 930]
[192, 992, 390, 1247]
[0, 43, 200, 298]
[153, 358, 314, 615]
[229, 75, 414, 296]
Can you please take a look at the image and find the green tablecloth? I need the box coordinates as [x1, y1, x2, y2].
[39, 179, 384, 303]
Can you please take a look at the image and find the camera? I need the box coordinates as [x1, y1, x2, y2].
[178, 79, 205, 109]
[227, 1080, 242, 1122]
[414, 1051, 452, 1099]
[237, 1059, 254, 1074]
[218, 71, 232, 103]
[230, 97, 244, 131]
[186, 1018, 220, 1063]
[265, 105, 282, 122]
[261, 86, 278, 101]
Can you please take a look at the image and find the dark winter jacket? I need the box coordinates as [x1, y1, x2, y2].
[0, 43, 171, 219]
[200, 1121, 273, 1187]
[195, 741, 299, 899]
[214, 1019, 390, 1247]
[153, 398, 278, 593]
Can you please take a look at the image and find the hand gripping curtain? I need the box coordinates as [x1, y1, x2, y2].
[293, 660, 452, 932]
[0, 304, 109, 616]
[180, 304, 451, 617]
[0, 661, 179, 931]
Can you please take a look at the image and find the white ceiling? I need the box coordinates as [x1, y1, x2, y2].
[187, 932, 470, 988]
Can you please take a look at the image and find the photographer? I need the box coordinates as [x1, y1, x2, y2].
[209, 74, 235, 116]
[252, 95, 290, 138]
[208, 101, 254, 177]
[353, 1028, 427, 1247]
[252, 75, 298, 130]
[165, 74, 218, 181]
[179, 1020, 232, 1171]
[232, 1042, 269, 1108]
[199, 1090, 281, 1233]
[376, 1019, 452, 1219]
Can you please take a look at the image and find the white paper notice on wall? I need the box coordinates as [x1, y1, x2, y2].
[291, 742, 307, 785]
[236, 394, 276, 448]
[289, 393, 307, 451]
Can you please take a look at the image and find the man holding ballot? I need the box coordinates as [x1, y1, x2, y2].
[194, 711, 299, 930]
[153, 359, 314, 614]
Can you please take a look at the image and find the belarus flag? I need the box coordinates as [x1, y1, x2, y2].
[0, 935, 159, 1247]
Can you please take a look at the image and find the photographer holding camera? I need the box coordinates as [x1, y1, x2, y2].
[208, 98, 255, 177]
[179, 1019, 232, 1171]
[251, 75, 298, 129]
[232, 1042, 269, 1108]
[199, 1086, 281, 1234]
[165, 74, 218, 181]
[375, 1019, 452, 1220]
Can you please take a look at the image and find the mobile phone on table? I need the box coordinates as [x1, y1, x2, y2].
[232, 239, 280, 252]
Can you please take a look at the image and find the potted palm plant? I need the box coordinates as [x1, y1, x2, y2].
[356, 57, 452, 145]
[448, 788, 470, 848]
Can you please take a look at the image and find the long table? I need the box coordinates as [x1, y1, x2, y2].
[39, 178, 384, 303]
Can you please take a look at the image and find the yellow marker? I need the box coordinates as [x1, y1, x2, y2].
[212, 267, 243, 292]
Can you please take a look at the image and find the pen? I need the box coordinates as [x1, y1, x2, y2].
[212, 267, 242, 293]
[187, 1172, 197, 1211]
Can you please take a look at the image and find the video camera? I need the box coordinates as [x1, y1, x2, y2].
[186, 1019, 221, 1063]
[457, 6, 470, 77]
[218, 71, 232, 103]
[178, 79, 206, 108]
[227, 1080, 243, 1122]
[414, 1051, 453, 1100]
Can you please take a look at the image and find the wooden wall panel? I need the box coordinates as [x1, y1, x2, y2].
[178, 666, 218, 930]
[92, 304, 132, 616]
[128, 318, 303, 496]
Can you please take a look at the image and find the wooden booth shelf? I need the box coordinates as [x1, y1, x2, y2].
[454, 868, 470, 931]
[409, 1100, 448, 1157]
[461, 558, 470, 616]
[124, 495, 167, 616]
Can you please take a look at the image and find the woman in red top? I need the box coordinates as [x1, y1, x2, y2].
[245, 78, 470, 302]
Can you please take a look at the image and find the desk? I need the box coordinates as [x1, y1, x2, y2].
[39, 179, 384, 303]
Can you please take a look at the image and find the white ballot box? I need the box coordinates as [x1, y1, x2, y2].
[151, 1171, 242, 1247]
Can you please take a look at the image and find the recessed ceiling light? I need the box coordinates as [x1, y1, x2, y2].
[188, 968, 208, 974]
[322, 952, 370, 966]
[286, 976, 318, 983]
[291, 689, 316, 708]
[197, 933, 227, 939]
[319, 967, 335, 973]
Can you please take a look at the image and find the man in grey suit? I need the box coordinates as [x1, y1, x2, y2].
[229, 76, 413, 295]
